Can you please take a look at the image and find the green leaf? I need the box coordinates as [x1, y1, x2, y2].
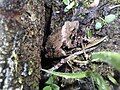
[41, 69, 88, 79]
[43, 86, 52, 90]
[105, 14, 116, 23]
[46, 76, 54, 85]
[91, 52, 120, 70]
[64, 1, 75, 12]
[95, 22, 102, 29]
[86, 30, 92, 38]
[91, 72, 110, 90]
[51, 84, 60, 90]
[63, 0, 70, 5]
[107, 75, 118, 85]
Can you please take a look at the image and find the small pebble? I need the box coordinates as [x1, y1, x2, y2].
[0, 78, 3, 82]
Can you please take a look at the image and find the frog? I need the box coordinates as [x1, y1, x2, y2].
[45, 21, 79, 58]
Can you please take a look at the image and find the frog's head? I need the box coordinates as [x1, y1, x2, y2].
[61, 21, 79, 49]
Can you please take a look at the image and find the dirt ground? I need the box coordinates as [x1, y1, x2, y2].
[41, 0, 120, 90]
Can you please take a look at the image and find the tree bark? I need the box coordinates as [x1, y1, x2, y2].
[0, 0, 45, 89]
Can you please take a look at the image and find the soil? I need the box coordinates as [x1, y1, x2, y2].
[41, 0, 120, 90]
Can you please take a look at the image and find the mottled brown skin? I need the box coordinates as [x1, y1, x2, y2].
[45, 21, 79, 58]
[45, 28, 63, 58]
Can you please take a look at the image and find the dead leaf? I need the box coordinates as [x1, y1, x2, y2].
[89, 0, 100, 7]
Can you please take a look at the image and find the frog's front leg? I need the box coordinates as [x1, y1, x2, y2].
[45, 46, 67, 58]
[54, 48, 67, 57]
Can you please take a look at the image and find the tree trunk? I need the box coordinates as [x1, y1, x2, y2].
[0, 0, 45, 89]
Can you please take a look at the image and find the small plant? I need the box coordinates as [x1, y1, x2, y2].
[95, 14, 116, 30]
[86, 29, 93, 38]
[95, 21, 103, 30]
[62, 0, 78, 12]
[104, 14, 116, 23]
[42, 51, 120, 90]
[43, 76, 60, 90]
[91, 51, 120, 71]
[42, 69, 110, 90]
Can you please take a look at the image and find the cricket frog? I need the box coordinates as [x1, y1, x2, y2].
[45, 21, 79, 58]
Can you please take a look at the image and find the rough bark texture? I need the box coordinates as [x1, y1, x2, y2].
[0, 0, 45, 89]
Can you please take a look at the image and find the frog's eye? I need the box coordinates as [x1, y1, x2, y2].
[70, 28, 75, 32]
